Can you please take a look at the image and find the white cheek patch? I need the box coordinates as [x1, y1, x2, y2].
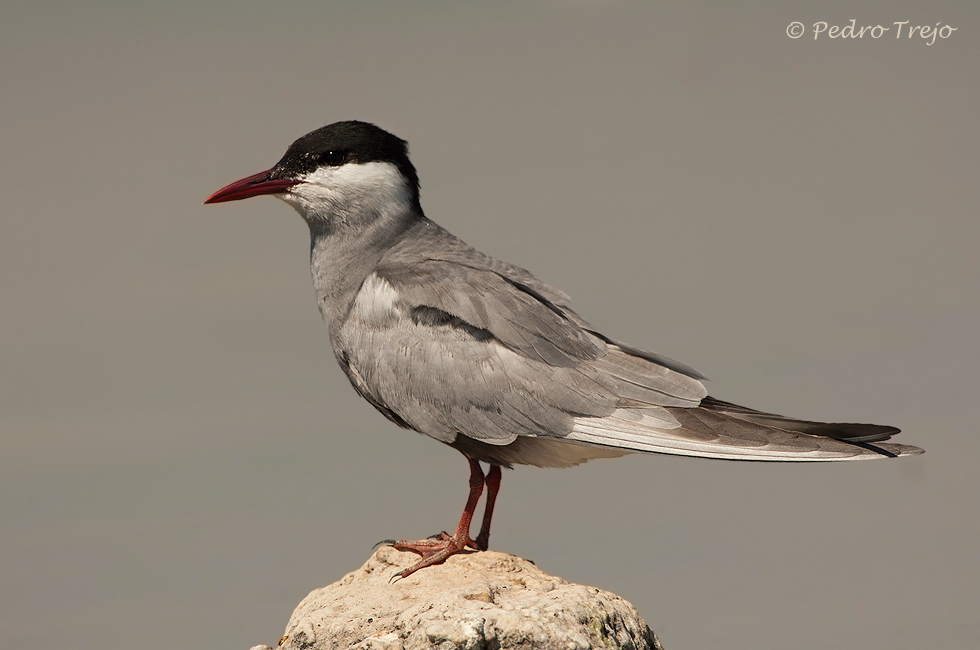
[279, 161, 412, 217]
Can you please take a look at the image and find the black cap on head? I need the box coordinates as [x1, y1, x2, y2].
[271, 121, 421, 209]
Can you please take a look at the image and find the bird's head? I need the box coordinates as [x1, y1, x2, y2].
[205, 121, 421, 224]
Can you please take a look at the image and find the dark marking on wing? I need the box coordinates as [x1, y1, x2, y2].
[410, 305, 494, 343]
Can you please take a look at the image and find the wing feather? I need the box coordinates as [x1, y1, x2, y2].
[332, 252, 922, 463]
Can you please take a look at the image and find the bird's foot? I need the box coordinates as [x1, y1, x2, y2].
[385, 534, 477, 580]
[473, 530, 489, 552]
[377, 531, 482, 552]
[431, 530, 483, 550]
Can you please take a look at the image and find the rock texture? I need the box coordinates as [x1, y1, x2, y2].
[252, 546, 662, 650]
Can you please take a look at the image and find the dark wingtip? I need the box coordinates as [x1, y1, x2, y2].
[847, 440, 925, 458]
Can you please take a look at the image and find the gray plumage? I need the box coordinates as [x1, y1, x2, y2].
[207, 120, 923, 472]
[323, 216, 919, 467]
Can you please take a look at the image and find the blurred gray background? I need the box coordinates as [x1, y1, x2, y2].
[2, 1, 977, 649]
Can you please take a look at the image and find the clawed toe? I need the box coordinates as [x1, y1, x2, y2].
[382, 534, 477, 579]
[388, 536, 469, 556]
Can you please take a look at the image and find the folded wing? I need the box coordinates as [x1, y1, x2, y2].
[335, 257, 921, 465]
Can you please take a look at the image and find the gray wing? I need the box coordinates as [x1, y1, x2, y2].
[380, 259, 603, 368]
[335, 262, 699, 443]
[334, 258, 921, 464]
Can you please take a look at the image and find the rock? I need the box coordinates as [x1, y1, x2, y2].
[262, 546, 662, 650]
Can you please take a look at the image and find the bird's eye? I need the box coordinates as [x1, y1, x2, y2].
[318, 151, 346, 166]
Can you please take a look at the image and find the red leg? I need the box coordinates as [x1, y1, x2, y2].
[474, 464, 501, 551]
[388, 458, 486, 579]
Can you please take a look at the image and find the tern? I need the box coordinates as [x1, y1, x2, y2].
[205, 121, 923, 578]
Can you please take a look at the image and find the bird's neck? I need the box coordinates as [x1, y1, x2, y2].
[308, 204, 420, 335]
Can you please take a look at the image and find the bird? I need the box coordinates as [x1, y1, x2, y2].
[205, 120, 923, 578]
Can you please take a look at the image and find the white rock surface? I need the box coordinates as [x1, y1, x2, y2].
[253, 546, 662, 650]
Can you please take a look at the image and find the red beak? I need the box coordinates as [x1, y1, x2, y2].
[204, 168, 301, 204]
